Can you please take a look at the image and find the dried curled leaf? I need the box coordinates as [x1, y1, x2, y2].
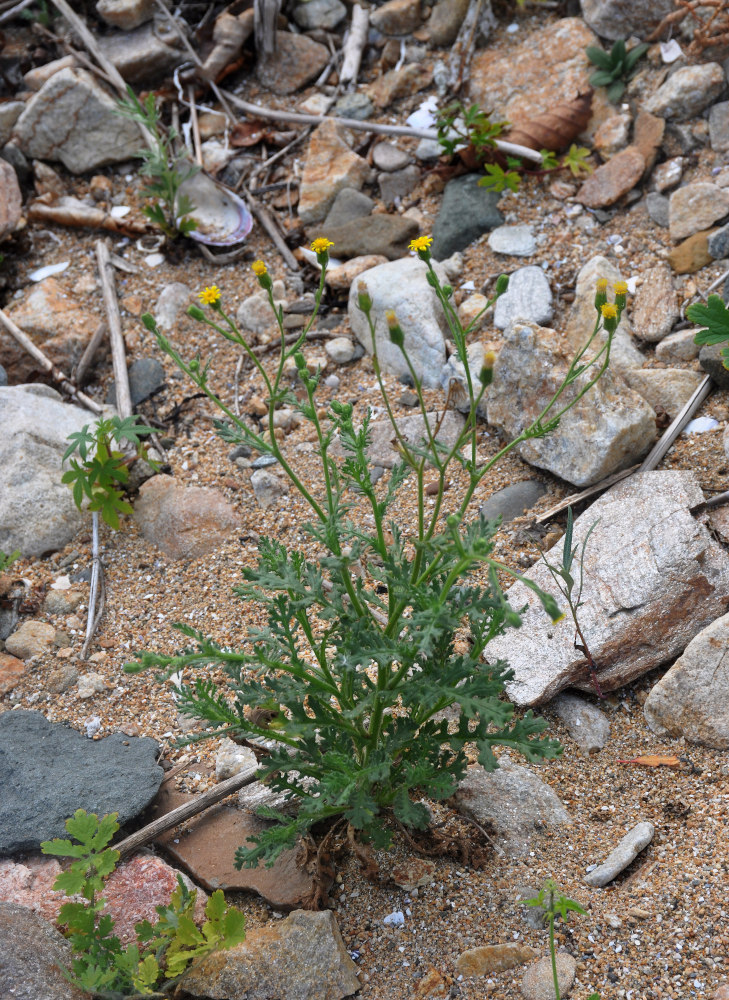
[618, 754, 682, 768]
[504, 90, 593, 153]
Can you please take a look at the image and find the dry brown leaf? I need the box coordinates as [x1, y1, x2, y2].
[618, 754, 682, 768]
[229, 120, 268, 147]
[504, 90, 594, 153]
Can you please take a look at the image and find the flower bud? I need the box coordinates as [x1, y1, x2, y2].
[495, 274, 509, 296]
[442, 284, 453, 299]
[594, 277, 608, 311]
[479, 350, 496, 387]
[187, 305, 206, 322]
[294, 352, 307, 371]
[386, 309, 404, 348]
[613, 280, 627, 311]
[356, 282, 372, 314]
[141, 312, 157, 332]
[600, 302, 618, 334]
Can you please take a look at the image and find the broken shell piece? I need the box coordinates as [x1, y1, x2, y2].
[175, 172, 253, 247]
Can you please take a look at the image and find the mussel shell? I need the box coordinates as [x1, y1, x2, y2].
[175, 171, 253, 246]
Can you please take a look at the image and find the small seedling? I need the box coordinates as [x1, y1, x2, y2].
[586, 39, 649, 104]
[686, 293, 729, 368]
[0, 549, 20, 572]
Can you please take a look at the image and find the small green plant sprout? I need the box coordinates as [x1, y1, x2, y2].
[536, 506, 603, 699]
[686, 293, 729, 369]
[116, 87, 199, 239]
[0, 548, 20, 572]
[62, 415, 158, 530]
[41, 809, 246, 997]
[586, 38, 649, 104]
[125, 238, 623, 871]
[436, 101, 509, 160]
[523, 879, 599, 1000]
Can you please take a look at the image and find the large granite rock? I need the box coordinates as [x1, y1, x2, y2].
[0, 386, 94, 557]
[0, 710, 163, 855]
[580, 0, 675, 40]
[643, 64, 726, 121]
[485, 471, 729, 706]
[12, 67, 141, 172]
[0, 902, 87, 1000]
[348, 256, 450, 388]
[181, 909, 361, 1000]
[493, 266, 553, 332]
[488, 321, 656, 487]
[643, 612, 729, 748]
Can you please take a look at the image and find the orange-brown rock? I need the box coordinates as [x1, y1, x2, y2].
[576, 146, 645, 208]
[298, 119, 371, 224]
[456, 943, 537, 977]
[667, 230, 716, 274]
[0, 652, 25, 695]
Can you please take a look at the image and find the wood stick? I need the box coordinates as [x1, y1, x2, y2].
[113, 762, 260, 858]
[0, 0, 36, 24]
[0, 308, 103, 414]
[242, 186, 301, 271]
[96, 240, 133, 419]
[73, 321, 107, 387]
[534, 465, 639, 525]
[221, 89, 544, 163]
[638, 374, 712, 472]
[340, 4, 369, 87]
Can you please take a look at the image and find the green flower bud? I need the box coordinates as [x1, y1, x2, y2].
[386, 310, 404, 348]
[495, 274, 509, 296]
[141, 312, 157, 332]
[187, 305, 206, 322]
[357, 283, 373, 314]
[442, 284, 453, 299]
[594, 278, 608, 312]
[294, 352, 307, 371]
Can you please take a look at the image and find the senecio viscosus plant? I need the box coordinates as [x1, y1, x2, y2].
[126, 238, 626, 867]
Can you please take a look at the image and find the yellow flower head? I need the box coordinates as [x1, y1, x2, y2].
[409, 235, 433, 254]
[252, 260, 267, 276]
[198, 285, 221, 306]
[596, 278, 608, 292]
[613, 281, 628, 295]
[601, 303, 617, 319]
[311, 238, 334, 254]
[594, 277, 608, 311]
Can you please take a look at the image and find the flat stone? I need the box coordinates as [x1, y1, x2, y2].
[256, 33, 329, 96]
[632, 110, 665, 175]
[181, 909, 360, 1000]
[631, 264, 679, 341]
[369, 0, 422, 35]
[43, 589, 83, 615]
[98, 22, 183, 82]
[325, 255, 388, 290]
[0, 710, 162, 854]
[655, 327, 702, 362]
[584, 822, 654, 887]
[427, 0, 470, 45]
[623, 367, 704, 419]
[493, 265, 553, 331]
[0, 652, 25, 694]
[250, 468, 289, 509]
[669, 183, 729, 241]
[488, 321, 655, 487]
[323, 187, 374, 229]
[155, 282, 192, 330]
[456, 943, 537, 977]
[0, 901, 87, 1000]
[709, 101, 729, 152]
[480, 481, 547, 524]
[96, 0, 155, 29]
[454, 756, 570, 858]
[0, 101, 24, 146]
[299, 120, 371, 224]
[133, 475, 239, 560]
[548, 692, 611, 753]
[108, 356, 165, 407]
[5, 620, 55, 659]
[708, 223, 729, 260]
[644, 63, 726, 121]
[378, 164, 420, 206]
[325, 336, 356, 364]
[485, 471, 729, 705]
[651, 157, 684, 193]
[668, 230, 715, 274]
[431, 174, 503, 259]
[366, 63, 433, 110]
[0, 159, 21, 241]
[372, 142, 411, 172]
[644, 611, 729, 748]
[488, 224, 536, 257]
[645, 191, 670, 227]
[13, 68, 141, 171]
[292, 0, 346, 30]
[521, 954, 577, 1000]
[331, 92, 373, 121]
[576, 146, 645, 209]
[313, 214, 419, 261]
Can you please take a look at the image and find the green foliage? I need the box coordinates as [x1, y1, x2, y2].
[41, 809, 245, 997]
[478, 163, 521, 193]
[586, 39, 649, 104]
[62, 416, 158, 530]
[560, 144, 592, 177]
[523, 879, 599, 999]
[125, 250, 621, 869]
[20, 0, 53, 26]
[687, 293, 729, 370]
[116, 88, 199, 239]
[436, 101, 508, 159]
[0, 548, 20, 572]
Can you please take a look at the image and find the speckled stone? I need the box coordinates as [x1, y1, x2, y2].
[576, 146, 645, 209]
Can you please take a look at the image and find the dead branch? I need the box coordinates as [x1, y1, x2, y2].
[241, 185, 301, 271]
[340, 4, 369, 88]
[73, 321, 107, 387]
[96, 240, 133, 419]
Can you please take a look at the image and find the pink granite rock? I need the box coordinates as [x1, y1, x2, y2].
[133, 475, 239, 560]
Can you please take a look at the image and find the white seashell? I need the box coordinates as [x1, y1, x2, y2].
[175, 171, 253, 247]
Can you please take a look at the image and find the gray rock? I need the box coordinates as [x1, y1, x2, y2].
[0, 386, 94, 557]
[323, 187, 374, 229]
[480, 481, 547, 524]
[0, 363, 7, 387]
[344, 410, 465, 469]
[431, 175, 503, 259]
[332, 92, 373, 121]
[0, 902, 87, 1000]
[584, 822, 654, 887]
[0, 101, 23, 146]
[292, 0, 346, 30]
[644, 612, 729, 748]
[493, 266, 553, 331]
[325, 337, 356, 364]
[623, 367, 704, 419]
[12, 67, 141, 172]
[313, 214, 418, 261]
[155, 282, 192, 330]
[348, 256, 450, 387]
[96, 0, 155, 29]
[709, 100, 729, 152]
[708, 223, 729, 260]
[215, 738, 258, 781]
[427, 0, 470, 46]
[549, 692, 610, 753]
[643, 63, 726, 121]
[250, 468, 289, 509]
[521, 953, 577, 1000]
[669, 182, 729, 242]
[415, 138, 443, 160]
[440, 341, 488, 419]
[488, 224, 536, 257]
[488, 321, 655, 487]
[372, 142, 411, 172]
[699, 343, 729, 388]
[0, 710, 163, 854]
[107, 357, 165, 407]
[651, 157, 684, 193]
[5, 620, 55, 659]
[454, 756, 570, 858]
[580, 0, 675, 40]
[514, 885, 548, 929]
[98, 22, 184, 83]
[43, 589, 84, 615]
[0, 157, 21, 240]
[655, 327, 701, 362]
[378, 164, 420, 206]
[630, 264, 678, 341]
[181, 909, 360, 1000]
[485, 471, 729, 705]
[645, 192, 670, 227]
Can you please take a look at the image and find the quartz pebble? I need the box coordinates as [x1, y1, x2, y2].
[584, 822, 655, 887]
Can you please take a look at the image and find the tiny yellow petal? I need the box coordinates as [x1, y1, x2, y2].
[198, 285, 221, 305]
[408, 235, 433, 252]
[251, 260, 267, 276]
[613, 280, 628, 295]
[596, 278, 608, 291]
[311, 237, 334, 254]
[601, 303, 617, 319]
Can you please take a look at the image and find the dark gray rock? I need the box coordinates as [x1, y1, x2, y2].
[708, 223, 729, 259]
[645, 192, 670, 228]
[0, 710, 163, 855]
[323, 187, 374, 229]
[431, 175, 503, 259]
[0, 363, 7, 386]
[107, 356, 166, 407]
[0, 902, 87, 1000]
[549, 692, 611, 753]
[332, 92, 373, 120]
[699, 343, 729, 388]
[480, 480, 547, 524]
[378, 165, 420, 206]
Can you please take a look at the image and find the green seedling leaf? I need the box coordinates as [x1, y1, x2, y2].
[687, 294, 729, 343]
[589, 70, 616, 88]
[585, 45, 613, 71]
